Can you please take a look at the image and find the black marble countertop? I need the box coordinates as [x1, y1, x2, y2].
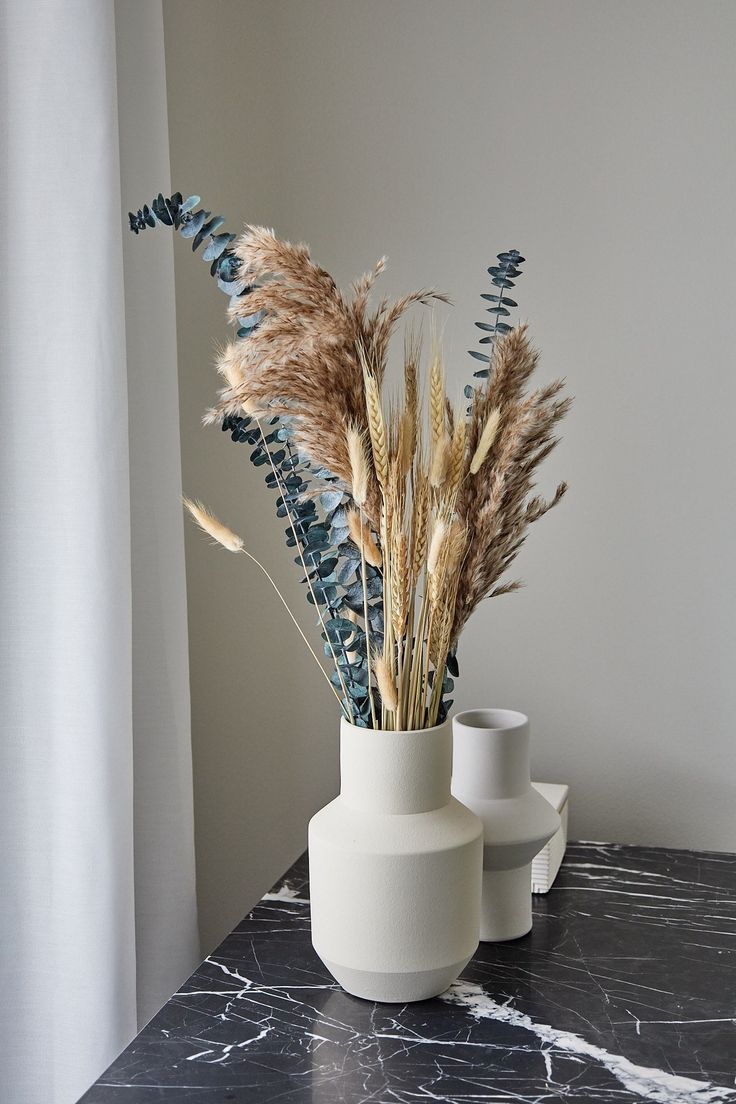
[80, 842, 735, 1103]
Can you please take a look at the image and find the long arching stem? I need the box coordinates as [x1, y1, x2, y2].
[238, 548, 347, 716]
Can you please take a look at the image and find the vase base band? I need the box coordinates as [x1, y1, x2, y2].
[480, 864, 533, 942]
[321, 955, 473, 1003]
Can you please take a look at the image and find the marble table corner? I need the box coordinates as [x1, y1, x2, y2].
[79, 841, 736, 1103]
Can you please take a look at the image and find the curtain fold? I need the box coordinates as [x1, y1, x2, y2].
[115, 0, 200, 1032]
[0, 2, 198, 1101]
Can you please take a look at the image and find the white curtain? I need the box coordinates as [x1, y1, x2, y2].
[0, 2, 199, 1102]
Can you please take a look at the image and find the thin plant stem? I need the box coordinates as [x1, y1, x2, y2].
[428, 645, 444, 727]
[359, 505, 377, 729]
[422, 603, 437, 728]
[380, 503, 393, 730]
[396, 636, 405, 730]
[406, 588, 428, 729]
[237, 548, 347, 716]
[400, 586, 417, 725]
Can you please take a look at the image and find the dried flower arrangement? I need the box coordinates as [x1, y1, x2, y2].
[130, 194, 571, 730]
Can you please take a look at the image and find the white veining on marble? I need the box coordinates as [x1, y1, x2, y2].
[262, 880, 310, 904]
[442, 981, 736, 1104]
[185, 1025, 272, 1064]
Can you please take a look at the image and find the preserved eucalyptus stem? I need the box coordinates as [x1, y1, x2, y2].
[257, 420, 354, 718]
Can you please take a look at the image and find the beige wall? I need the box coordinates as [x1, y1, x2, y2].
[164, 0, 736, 952]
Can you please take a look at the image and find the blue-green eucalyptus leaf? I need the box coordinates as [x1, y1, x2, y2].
[320, 490, 343, 512]
[202, 232, 235, 261]
[337, 558, 357, 584]
[219, 275, 247, 295]
[330, 525, 349, 546]
[481, 293, 517, 307]
[180, 209, 208, 238]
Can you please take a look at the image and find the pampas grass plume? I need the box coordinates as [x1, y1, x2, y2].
[216, 343, 243, 390]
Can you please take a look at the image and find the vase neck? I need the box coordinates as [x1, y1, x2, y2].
[339, 719, 452, 814]
[452, 709, 531, 799]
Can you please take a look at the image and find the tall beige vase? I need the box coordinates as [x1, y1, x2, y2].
[452, 709, 560, 942]
[309, 718, 483, 1003]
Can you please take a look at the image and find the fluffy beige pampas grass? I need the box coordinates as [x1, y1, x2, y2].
[452, 327, 571, 639]
[206, 227, 445, 529]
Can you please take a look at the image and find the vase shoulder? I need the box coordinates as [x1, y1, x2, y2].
[309, 794, 482, 856]
[457, 786, 560, 847]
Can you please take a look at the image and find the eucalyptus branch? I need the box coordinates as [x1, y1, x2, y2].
[256, 421, 354, 718]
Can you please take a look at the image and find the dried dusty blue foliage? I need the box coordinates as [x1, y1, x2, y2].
[221, 410, 382, 725]
[464, 249, 525, 399]
[129, 192, 383, 722]
[129, 193, 521, 726]
[129, 193, 247, 295]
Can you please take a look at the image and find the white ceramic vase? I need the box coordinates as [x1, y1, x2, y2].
[452, 709, 560, 942]
[308, 718, 483, 1003]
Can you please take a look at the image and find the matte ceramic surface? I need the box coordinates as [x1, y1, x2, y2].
[308, 718, 483, 1002]
[80, 843, 736, 1104]
[452, 709, 560, 941]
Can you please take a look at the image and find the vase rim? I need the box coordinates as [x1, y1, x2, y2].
[454, 708, 528, 732]
[340, 717, 449, 739]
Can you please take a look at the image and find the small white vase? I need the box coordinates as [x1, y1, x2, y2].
[452, 709, 560, 942]
[309, 718, 483, 1002]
